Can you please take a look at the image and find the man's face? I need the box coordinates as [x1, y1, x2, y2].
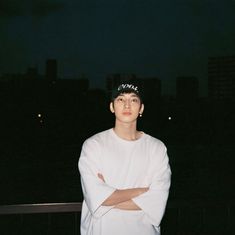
[110, 92, 144, 124]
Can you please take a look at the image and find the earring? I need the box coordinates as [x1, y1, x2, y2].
[139, 113, 142, 117]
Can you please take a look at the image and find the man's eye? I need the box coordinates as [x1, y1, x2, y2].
[131, 98, 138, 103]
[117, 98, 124, 102]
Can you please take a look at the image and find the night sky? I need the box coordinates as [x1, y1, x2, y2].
[1, 0, 235, 95]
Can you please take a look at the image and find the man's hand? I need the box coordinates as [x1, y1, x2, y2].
[97, 172, 149, 208]
[115, 200, 142, 210]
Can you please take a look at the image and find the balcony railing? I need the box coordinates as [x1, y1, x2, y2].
[0, 201, 234, 235]
[0, 202, 82, 215]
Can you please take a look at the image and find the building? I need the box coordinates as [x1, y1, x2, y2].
[139, 77, 161, 101]
[45, 59, 57, 81]
[25, 67, 39, 80]
[176, 76, 199, 101]
[208, 56, 235, 100]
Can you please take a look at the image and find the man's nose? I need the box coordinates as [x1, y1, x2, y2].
[124, 100, 130, 108]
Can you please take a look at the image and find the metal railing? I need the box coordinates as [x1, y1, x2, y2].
[0, 201, 234, 235]
[0, 202, 82, 215]
[0, 202, 82, 235]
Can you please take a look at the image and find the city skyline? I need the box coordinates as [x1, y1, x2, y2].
[1, 0, 235, 95]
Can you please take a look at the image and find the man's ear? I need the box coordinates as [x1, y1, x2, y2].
[110, 102, 115, 113]
[140, 103, 144, 114]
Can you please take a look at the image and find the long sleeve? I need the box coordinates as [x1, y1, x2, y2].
[132, 143, 171, 227]
[78, 139, 116, 218]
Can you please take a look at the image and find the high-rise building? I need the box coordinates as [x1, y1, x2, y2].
[208, 56, 235, 100]
[26, 67, 38, 79]
[139, 77, 161, 101]
[176, 76, 199, 101]
[45, 59, 57, 81]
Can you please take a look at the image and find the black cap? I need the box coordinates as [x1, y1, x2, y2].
[111, 83, 143, 102]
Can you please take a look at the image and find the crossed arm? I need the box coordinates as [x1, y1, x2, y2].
[98, 173, 149, 210]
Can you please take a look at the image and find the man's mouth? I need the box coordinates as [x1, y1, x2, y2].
[122, 112, 132, 115]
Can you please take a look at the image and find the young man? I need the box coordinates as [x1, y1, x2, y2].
[78, 83, 171, 235]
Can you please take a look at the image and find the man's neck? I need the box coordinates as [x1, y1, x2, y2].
[113, 122, 140, 141]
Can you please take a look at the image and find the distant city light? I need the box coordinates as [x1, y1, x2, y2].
[36, 113, 44, 125]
